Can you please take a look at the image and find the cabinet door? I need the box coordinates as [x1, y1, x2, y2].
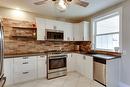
[36, 18, 46, 40]
[37, 55, 47, 79]
[73, 23, 83, 41]
[67, 53, 76, 72]
[75, 54, 84, 74]
[13, 56, 37, 84]
[64, 23, 73, 41]
[83, 56, 93, 80]
[4, 58, 14, 86]
[45, 19, 56, 29]
[81, 21, 89, 41]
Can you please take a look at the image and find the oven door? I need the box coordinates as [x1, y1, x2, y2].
[48, 55, 67, 73]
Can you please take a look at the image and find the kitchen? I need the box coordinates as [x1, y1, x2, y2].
[0, 0, 130, 87]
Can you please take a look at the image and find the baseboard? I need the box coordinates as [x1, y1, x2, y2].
[119, 82, 130, 87]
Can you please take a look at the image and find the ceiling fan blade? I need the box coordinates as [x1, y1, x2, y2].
[34, 0, 48, 5]
[75, 0, 89, 7]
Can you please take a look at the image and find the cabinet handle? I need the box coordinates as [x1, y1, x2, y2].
[40, 55, 45, 57]
[71, 54, 72, 57]
[22, 72, 29, 74]
[73, 37, 75, 41]
[67, 37, 70, 41]
[44, 36, 46, 40]
[23, 62, 28, 64]
[23, 57, 28, 59]
[54, 26, 56, 30]
[83, 56, 86, 60]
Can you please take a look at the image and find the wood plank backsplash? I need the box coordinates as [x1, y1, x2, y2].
[2, 18, 92, 55]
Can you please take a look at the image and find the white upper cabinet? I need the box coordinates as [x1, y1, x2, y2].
[63, 22, 73, 41]
[36, 18, 46, 40]
[36, 17, 89, 41]
[45, 19, 57, 30]
[81, 21, 90, 41]
[73, 21, 89, 41]
[36, 17, 73, 41]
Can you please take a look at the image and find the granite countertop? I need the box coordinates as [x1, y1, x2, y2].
[92, 54, 121, 60]
[4, 52, 46, 58]
[4, 51, 121, 60]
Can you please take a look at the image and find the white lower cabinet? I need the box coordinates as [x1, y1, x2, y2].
[82, 56, 93, 80]
[4, 55, 47, 86]
[13, 56, 37, 84]
[74, 54, 93, 80]
[4, 53, 93, 86]
[67, 53, 93, 80]
[67, 53, 76, 72]
[37, 55, 47, 79]
[4, 58, 14, 86]
[106, 58, 120, 87]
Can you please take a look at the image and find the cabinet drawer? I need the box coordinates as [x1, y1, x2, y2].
[14, 56, 36, 63]
[14, 70, 36, 84]
[14, 57, 37, 73]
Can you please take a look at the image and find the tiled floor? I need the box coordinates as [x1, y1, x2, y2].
[7, 72, 105, 87]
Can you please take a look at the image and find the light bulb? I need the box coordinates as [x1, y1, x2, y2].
[57, 0, 67, 11]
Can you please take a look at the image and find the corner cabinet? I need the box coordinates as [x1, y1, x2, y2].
[75, 54, 93, 80]
[73, 21, 89, 41]
[67, 53, 93, 80]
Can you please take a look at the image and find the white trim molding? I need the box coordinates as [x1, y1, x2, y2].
[91, 7, 123, 51]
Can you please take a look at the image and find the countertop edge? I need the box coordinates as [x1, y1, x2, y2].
[4, 51, 121, 60]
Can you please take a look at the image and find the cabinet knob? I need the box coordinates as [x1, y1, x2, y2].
[83, 56, 86, 60]
[23, 62, 28, 64]
[23, 57, 28, 59]
[73, 37, 75, 41]
[22, 72, 29, 74]
[40, 55, 45, 57]
[67, 37, 70, 41]
[54, 26, 56, 30]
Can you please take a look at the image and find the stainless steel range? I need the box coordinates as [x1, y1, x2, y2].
[46, 50, 67, 79]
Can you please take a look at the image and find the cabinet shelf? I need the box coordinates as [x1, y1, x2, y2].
[11, 27, 37, 39]
[12, 27, 37, 30]
[12, 35, 36, 39]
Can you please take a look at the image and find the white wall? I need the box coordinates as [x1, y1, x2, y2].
[0, 7, 45, 22]
[121, 0, 130, 86]
[87, 0, 130, 86]
[0, 7, 72, 22]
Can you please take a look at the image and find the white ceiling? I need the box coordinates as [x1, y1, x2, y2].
[0, 0, 125, 20]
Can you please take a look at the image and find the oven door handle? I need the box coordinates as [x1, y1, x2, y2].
[1, 77, 6, 87]
[48, 56, 67, 59]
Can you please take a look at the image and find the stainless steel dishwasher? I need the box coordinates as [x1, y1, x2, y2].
[93, 57, 106, 86]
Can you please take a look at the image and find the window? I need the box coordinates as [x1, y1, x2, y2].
[94, 13, 120, 51]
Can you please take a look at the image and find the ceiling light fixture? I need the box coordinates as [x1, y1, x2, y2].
[34, 0, 89, 12]
[56, 0, 68, 11]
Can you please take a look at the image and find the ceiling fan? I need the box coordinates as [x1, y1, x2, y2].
[34, 0, 89, 12]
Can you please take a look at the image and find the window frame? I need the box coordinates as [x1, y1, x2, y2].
[92, 8, 122, 52]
